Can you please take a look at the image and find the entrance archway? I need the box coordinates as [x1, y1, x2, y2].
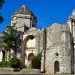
[20, 35, 36, 68]
[28, 53, 34, 61]
[54, 61, 59, 74]
[24, 35, 36, 67]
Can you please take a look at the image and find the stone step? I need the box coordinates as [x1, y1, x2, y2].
[20, 68, 41, 73]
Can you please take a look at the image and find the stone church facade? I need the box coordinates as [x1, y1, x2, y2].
[10, 5, 75, 74]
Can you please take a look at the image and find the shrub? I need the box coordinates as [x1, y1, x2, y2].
[2, 60, 10, 67]
[0, 56, 21, 68]
[9, 56, 20, 68]
[0, 62, 2, 67]
[31, 52, 42, 69]
[0, 60, 10, 67]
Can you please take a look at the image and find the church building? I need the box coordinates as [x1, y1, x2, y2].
[2, 5, 75, 74]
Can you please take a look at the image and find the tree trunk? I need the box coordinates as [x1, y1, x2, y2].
[20, 35, 25, 68]
[20, 42, 25, 68]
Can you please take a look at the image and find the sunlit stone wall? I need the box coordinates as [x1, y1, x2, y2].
[45, 23, 71, 74]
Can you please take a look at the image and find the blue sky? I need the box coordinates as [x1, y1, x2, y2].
[0, 0, 75, 32]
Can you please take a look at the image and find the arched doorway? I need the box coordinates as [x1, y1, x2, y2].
[54, 61, 59, 74]
[28, 53, 34, 61]
[23, 35, 36, 67]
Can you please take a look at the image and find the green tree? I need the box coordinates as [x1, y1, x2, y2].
[0, 34, 7, 61]
[31, 52, 42, 69]
[0, 0, 4, 8]
[0, 0, 5, 23]
[2, 26, 17, 58]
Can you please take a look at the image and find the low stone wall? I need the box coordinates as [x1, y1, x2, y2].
[0, 68, 41, 74]
[0, 67, 14, 73]
[21, 68, 41, 73]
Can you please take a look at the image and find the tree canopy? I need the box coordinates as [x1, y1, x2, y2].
[0, 0, 5, 23]
[3, 26, 17, 50]
[2, 26, 17, 58]
[0, 0, 4, 8]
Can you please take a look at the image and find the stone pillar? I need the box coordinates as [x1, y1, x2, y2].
[67, 18, 75, 74]
[41, 50, 45, 72]
[71, 20, 74, 74]
[41, 28, 47, 72]
[73, 21, 75, 74]
[73, 21, 75, 42]
[20, 34, 25, 68]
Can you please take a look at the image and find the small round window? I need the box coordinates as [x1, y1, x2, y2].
[55, 53, 59, 56]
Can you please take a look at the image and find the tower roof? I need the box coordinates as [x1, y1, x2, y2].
[14, 5, 33, 15]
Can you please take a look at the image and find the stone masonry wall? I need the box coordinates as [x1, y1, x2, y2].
[45, 23, 71, 74]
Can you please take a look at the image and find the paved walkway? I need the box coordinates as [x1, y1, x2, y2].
[0, 68, 74, 75]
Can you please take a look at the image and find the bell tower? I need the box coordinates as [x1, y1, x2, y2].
[11, 5, 37, 32]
